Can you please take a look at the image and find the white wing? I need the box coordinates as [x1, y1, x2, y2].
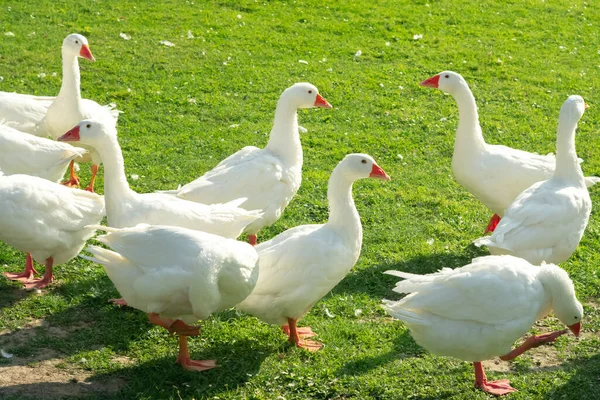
[385, 256, 542, 326]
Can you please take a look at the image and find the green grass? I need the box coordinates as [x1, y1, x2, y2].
[1, 0, 600, 398]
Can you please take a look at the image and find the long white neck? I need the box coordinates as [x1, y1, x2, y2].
[57, 50, 81, 103]
[536, 266, 576, 316]
[451, 83, 486, 153]
[265, 98, 302, 166]
[326, 170, 363, 251]
[93, 135, 134, 219]
[553, 114, 584, 184]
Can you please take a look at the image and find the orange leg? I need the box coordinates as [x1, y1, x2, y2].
[61, 160, 80, 188]
[85, 164, 99, 193]
[500, 330, 568, 361]
[147, 313, 200, 336]
[248, 234, 257, 246]
[109, 298, 128, 306]
[473, 362, 516, 395]
[281, 318, 322, 352]
[176, 335, 218, 372]
[147, 313, 216, 372]
[484, 213, 501, 234]
[23, 257, 54, 289]
[4, 253, 38, 282]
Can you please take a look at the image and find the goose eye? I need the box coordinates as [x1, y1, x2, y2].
[444, 74, 449, 78]
[75, 40, 79, 44]
[308, 90, 313, 94]
[86, 124, 91, 128]
[361, 159, 367, 164]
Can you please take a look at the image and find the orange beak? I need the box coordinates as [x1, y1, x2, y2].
[58, 125, 81, 142]
[314, 93, 332, 108]
[420, 74, 440, 88]
[79, 44, 95, 62]
[568, 322, 581, 337]
[369, 163, 391, 181]
[584, 103, 590, 110]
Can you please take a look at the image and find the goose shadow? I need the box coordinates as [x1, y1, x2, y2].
[0, 281, 34, 311]
[542, 352, 600, 399]
[0, 271, 274, 399]
[0, 338, 271, 400]
[335, 328, 425, 377]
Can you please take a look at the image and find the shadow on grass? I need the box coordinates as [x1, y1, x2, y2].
[335, 328, 424, 377]
[1, 339, 271, 400]
[0, 282, 34, 311]
[0, 271, 275, 399]
[543, 352, 600, 399]
[334, 245, 489, 298]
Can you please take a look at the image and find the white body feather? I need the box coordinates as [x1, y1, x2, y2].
[431, 71, 597, 217]
[161, 83, 329, 235]
[68, 120, 261, 239]
[383, 255, 573, 361]
[0, 123, 87, 182]
[82, 224, 259, 324]
[236, 154, 383, 325]
[0, 34, 120, 166]
[474, 95, 592, 264]
[0, 174, 105, 265]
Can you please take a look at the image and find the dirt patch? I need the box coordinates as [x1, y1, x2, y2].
[527, 343, 562, 371]
[0, 319, 46, 349]
[0, 319, 126, 398]
[111, 356, 134, 366]
[0, 353, 125, 398]
[47, 321, 94, 339]
[482, 358, 511, 373]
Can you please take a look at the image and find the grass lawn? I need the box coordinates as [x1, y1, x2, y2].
[1, 0, 600, 398]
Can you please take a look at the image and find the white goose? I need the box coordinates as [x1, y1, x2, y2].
[58, 120, 261, 239]
[0, 33, 120, 191]
[160, 83, 332, 245]
[0, 171, 105, 289]
[0, 122, 87, 183]
[420, 71, 598, 232]
[81, 224, 259, 371]
[236, 154, 390, 350]
[383, 255, 582, 396]
[474, 95, 592, 264]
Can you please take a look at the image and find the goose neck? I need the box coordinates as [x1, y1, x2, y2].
[326, 170, 363, 246]
[265, 99, 302, 165]
[57, 50, 81, 101]
[452, 85, 486, 151]
[95, 135, 133, 202]
[554, 117, 584, 183]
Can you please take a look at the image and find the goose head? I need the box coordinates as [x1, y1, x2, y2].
[420, 71, 467, 95]
[58, 119, 115, 148]
[540, 263, 583, 337]
[63, 33, 95, 62]
[560, 95, 588, 123]
[280, 83, 332, 109]
[337, 153, 391, 182]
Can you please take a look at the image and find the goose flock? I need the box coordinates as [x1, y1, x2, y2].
[0, 33, 595, 396]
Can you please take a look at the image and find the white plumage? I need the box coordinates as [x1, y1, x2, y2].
[82, 224, 259, 370]
[237, 153, 390, 350]
[160, 83, 332, 243]
[0, 122, 87, 182]
[420, 71, 598, 231]
[58, 120, 261, 239]
[0, 173, 105, 288]
[383, 255, 582, 395]
[474, 95, 592, 264]
[82, 224, 259, 323]
[0, 33, 120, 191]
